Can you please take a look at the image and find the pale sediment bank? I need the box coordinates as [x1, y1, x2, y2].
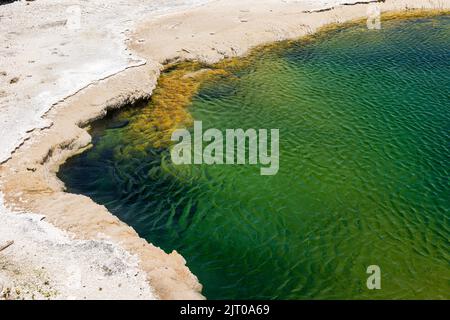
[0, 194, 156, 300]
[1, 0, 449, 300]
[0, 0, 213, 164]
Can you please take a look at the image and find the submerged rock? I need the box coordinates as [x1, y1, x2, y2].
[107, 120, 129, 129]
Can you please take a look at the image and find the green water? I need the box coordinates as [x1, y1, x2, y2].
[59, 16, 450, 299]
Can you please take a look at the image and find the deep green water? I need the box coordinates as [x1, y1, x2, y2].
[59, 16, 450, 299]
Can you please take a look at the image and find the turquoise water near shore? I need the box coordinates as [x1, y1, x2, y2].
[59, 16, 450, 299]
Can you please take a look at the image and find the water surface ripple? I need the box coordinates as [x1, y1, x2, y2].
[59, 16, 450, 299]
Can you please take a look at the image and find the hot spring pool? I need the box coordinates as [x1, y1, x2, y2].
[59, 15, 450, 299]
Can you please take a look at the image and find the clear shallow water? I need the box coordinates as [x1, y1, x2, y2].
[59, 16, 450, 299]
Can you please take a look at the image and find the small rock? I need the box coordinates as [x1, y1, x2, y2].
[0, 71, 6, 76]
[9, 77, 19, 84]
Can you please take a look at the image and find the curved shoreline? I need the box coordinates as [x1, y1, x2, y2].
[1, 0, 449, 300]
